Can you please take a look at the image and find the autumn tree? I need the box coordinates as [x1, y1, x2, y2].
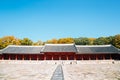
[46, 38, 58, 44]
[0, 36, 20, 49]
[20, 38, 33, 45]
[58, 38, 74, 44]
[88, 38, 96, 45]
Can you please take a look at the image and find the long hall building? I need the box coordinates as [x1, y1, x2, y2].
[0, 44, 120, 60]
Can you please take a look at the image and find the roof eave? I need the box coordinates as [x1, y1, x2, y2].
[76, 52, 119, 54]
[2, 52, 43, 54]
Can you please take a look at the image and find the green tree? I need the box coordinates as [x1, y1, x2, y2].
[20, 38, 33, 45]
[74, 37, 91, 45]
[106, 36, 114, 45]
[93, 37, 109, 45]
[113, 34, 120, 49]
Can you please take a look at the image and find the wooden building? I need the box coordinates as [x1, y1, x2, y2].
[0, 44, 120, 60]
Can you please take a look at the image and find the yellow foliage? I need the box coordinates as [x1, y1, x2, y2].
[58, 38, 74, 44]
[0, 36, 20, 49]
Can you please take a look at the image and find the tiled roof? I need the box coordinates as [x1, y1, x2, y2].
[2, 45, 43, 54]
[41, 44, 77, 52]
[118, 49, 120, 54]
[76, 45, 119, 54]
[0, 44, 119, 54]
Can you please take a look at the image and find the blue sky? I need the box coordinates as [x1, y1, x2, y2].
[0, 0, 120, 42]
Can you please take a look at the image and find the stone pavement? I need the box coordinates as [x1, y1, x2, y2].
[51, 65, 64, 80]
[0, 60, 120, 80]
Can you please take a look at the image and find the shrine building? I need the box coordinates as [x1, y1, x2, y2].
[0, 44, 120, 60]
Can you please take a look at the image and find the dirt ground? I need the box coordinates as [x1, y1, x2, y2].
[0, 60, 120, 80]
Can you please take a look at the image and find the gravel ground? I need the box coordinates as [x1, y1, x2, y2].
[0, 61, 57, 80]
[0, 60, 120, 80]
[63, 63, 120, 80]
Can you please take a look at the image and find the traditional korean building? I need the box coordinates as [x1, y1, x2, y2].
[0, 44, 120, 60]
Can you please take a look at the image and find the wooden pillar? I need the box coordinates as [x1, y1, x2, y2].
[9, 54, 10, 60]
[110, 54, 112, 60]
[2, 55, 4, 60]
[59, 55, 61, 60]
[37, 55, 38, 60]
[96, 54, 98, 60]
[89, 55, 91, 60]
[44, 55, 46, 60]
[67, 55, 68, 60]
[82, 55, 83, 60]
[29, 55, 31, 60]
[103, 55, 105, 60]
[74, 55, 76, 60]
[15, 55, 17, 60]
[0, 55, 1, 60]
[52, 55, 53, 60]
[22, 55, 24, 60]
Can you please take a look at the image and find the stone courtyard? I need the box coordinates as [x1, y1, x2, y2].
[0, 60, 120, 80]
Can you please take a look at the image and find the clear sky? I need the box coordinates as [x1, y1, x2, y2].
[0, 0, 120, 42]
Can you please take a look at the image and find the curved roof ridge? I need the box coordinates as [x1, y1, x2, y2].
[6, 45, 43, 47]
[45, 43, 75, 46]
[76, 45, 112, 47]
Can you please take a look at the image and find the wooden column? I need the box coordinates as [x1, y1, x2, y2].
[67, 55, 68, 60]
[82, 55, 83, 60]
[29, 55, 31, 60]
[22, 55, 24, 60]
[110, 54, 112, 60]
[103, 55, 105, 60]
[44, 55, 46, 60]
[2, 55, 3, 60]
[52, 55, 53, 60]
[9, 54, 10, 60]
[74, 55, 76, 60]
[96, 54, 98, 60]
[59, 55, 61, 60]
[89, 55, 91, 60]
[15, 55, 17, 60]
[37, 55, 38, 60]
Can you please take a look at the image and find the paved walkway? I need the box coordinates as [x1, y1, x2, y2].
[51, 65, 64, 80]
